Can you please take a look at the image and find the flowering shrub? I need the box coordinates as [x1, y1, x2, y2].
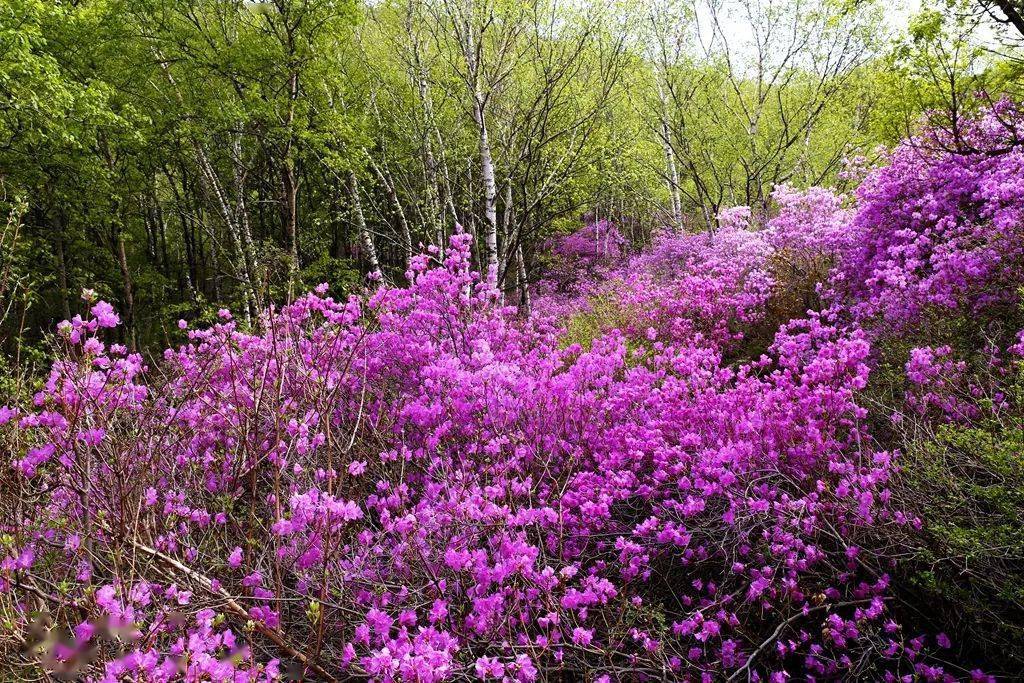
[8, 103, 1024, 680]
[902, 344, 987, 422]
[839, 101, 1024, 675]
[3, 230, 952, 681]
[544, 217, 775, 352]
[763, 185, 854, 262]
[887, 331, 1024, 674]
[833, 100, 1024, 328]
[547, 188, 851, 354]
[535, 219, 627, 299]
[546, 218, 627, 269]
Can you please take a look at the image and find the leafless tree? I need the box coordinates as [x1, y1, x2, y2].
[651, 0, 882, 227]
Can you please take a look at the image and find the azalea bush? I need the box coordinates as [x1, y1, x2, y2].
[4, 106, 1024, 681]
[545, 184, 853, 357]
[831, 100, 1024, 330]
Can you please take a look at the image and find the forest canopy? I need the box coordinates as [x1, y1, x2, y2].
[1, 0, 1017, 360]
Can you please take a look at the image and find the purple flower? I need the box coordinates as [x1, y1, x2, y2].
[90, 301, 121, 328]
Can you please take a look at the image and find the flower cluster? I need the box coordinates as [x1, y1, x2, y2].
[535, 218, 627, 298]
[537, 217, 775, 351]
[833, 100, 1024, 327]
[903, 345, 984, 422]
[0, 232, 932, 681]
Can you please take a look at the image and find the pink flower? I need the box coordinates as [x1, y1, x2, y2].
[474, 656, 505, 679]
[572, 627, 594, 646]
[90, 301, 121, 328]
[77, 428, 106, 446]
[0, 406, 17, 425]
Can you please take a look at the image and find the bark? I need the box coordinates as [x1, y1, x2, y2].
[452, 0, 499, 283]
[281, 156, 300, 283]
[473, 96, 500, 284]
[988, 0, 1024, 38]
[154, 51, 255, 321]
[408, 10, 447, 247]
[279, 33, 302, 289]
[51, 210, 71, 321]
[347, 171, 382, 282]
[330, 185, 345, 260]
[232, 132, 262, 315]
[157, 200, 170, 272]
[515, 240, 530, 316]
[370, 159, 413, 274]
[114, 229, 137, 351]
[194, 139, 253, 325]
[167, 167, 198, 302]
[141, 195, 159, 265]
[499, 179, 516, 289]
[657, 82, 683, 229]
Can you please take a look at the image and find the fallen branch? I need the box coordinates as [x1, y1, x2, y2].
[727, 598, 882, 682]
[126, 537, 352, 681]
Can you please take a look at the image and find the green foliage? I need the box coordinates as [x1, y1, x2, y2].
[877, 288, 1024, 672]
[560, 294, 630, 351]
[898, 407, 1024, 669]
[300, 253, 362, 296]
[0, 0, 1020, 354]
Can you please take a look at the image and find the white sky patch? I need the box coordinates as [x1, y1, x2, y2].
[689, 0, 921, 61]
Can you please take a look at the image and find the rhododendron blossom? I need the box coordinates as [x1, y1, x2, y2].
[833, 101, 1024, 327]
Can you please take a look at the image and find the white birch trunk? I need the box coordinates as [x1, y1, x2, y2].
[347, 171, 382, 283]
[473, 96, 499, 285]
[657, 81, 683, 229]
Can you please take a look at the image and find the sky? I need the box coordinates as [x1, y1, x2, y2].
[691, 0, 922, 54]
[682, 0, 1011, 68]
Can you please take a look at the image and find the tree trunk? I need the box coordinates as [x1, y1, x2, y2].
[154, 53, 254, 317]
[499, 180, 513, 285]
[114, 229, 136, 351]
[141, 195, 159, 265]
[347, 171, 382, 283]
[415, 59, 446, 247]
[192, 139, 253, 325]
[232, 132, 261, 316]
[657, 81, 683, 229]
[371, 160, 413, 275]
[281, 158, 300, 285]
[516, 240, 530, 316]
[51, 210, 71, 321]
[281, 68, 302, 291]
[168, 168, 198, 302]
[405, 0, 453, 253]
[991, 0, 1024, 38]
[473, 96, 500, 284]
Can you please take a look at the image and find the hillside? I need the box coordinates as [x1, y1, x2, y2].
[3, 104, 1024, 681]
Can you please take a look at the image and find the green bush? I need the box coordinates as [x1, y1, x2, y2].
[890, 361, 1024, 672]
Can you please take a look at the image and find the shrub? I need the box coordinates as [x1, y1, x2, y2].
[9, 102, 1024, 681]
[1, 231, 952, 681]
[888, 361, 1024, 673]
